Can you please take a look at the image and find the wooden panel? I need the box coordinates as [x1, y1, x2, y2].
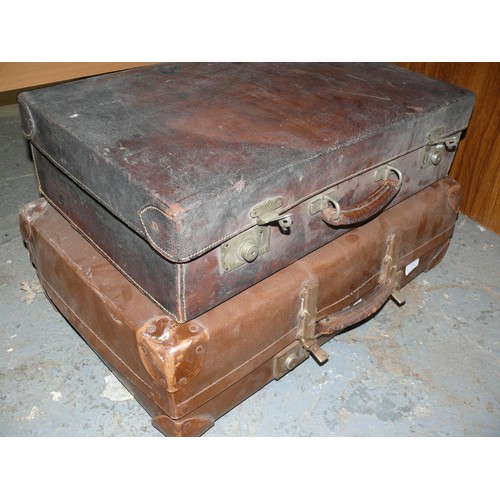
[394, 63, 500, 233]
[0, 62, 154, 105]
[0, 62, 154, 92]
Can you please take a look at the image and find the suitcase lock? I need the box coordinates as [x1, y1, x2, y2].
[219, 225, 271, 274]
[219, 197, 292, 274]
[419, 127, 460, 169]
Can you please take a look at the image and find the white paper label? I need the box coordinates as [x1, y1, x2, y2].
[405, 258, 420, 276]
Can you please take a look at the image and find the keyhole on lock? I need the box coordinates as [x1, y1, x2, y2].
[239, 239, 259, 263]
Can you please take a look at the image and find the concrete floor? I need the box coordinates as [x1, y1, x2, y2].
[1, 103, 499, 437]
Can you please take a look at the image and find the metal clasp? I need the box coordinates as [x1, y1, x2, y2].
[250, 197, 292, 230]
[273, 280, 329, 379]
[297, 281, 329, 365]
[382, 234, 406, 306]
[219, 225, 271, 274]
[420, 127, 461, 169]
[219, 196, 292, 274]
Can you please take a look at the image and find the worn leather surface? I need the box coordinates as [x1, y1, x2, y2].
[20, 178, 461, 436]
[19, 63, 474, 261]
[20, 63, 475, 321]
[33, 142, 463, 322]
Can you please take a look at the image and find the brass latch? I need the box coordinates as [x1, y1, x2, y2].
[219, 197, 291, 274]
[272, 280, 327, 380]
[297, 281, 329, 365]
[219, 225, 271, 274]
[273, 341, 309, 380]
[250, 197, 292, 229]
[420, 127, 461, 169]
[273, 235, 405, 379]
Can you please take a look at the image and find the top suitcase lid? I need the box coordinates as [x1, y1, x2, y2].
[17, 63, 475, 262]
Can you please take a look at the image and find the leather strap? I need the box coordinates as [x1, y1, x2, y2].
[322, 176, 401, 227]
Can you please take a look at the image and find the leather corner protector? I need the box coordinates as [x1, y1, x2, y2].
[136, 316, 209, 393]
[19, 199, 49, 243]
[440, 177, 462, 214]
[18, 98, 36, 139]
[151, 413, 215, 437]
[139, 204, 184, 260]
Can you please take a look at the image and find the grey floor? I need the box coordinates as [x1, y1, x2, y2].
[1, 103, 499, 437]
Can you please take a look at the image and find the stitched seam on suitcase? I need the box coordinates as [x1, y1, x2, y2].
[31, 144, 43, 194]
[38, 275, 154, 392]
[175, 263, 186, 322]
[181, 220, 454, 411]
[137, 148, 425, 262]
[39, 192, 181, 323]
[34, 141, 248, 263]
[181, 264, 187, 321]
[140, 204, 257, 261]
[398, 225, 455, 265]
[31, 120, 465, 263]
[134, 144, 460, 262]
[180, 328, 298, 411]
[31, 143, 144, 235]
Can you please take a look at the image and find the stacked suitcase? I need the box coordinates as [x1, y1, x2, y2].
[17, 63, 475, 436]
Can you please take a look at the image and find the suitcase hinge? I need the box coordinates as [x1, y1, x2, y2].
[419, 127, 461, 169]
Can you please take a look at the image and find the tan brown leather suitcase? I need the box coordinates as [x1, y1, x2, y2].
[20, 178, 461, 436]
[18, 63, 474, 322]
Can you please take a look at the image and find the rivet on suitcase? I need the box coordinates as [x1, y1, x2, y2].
[20, 178, 461, 436]
[17, 63, 474, 321]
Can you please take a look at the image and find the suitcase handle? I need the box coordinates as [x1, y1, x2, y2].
[315, 235, 401, 339]
[298, 234, 403, 365]
[315, 277, 396, 337]
[321, 166, 402, 226]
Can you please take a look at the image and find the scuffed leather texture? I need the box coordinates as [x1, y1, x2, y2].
[33, 144, 462, 322]
[20, 178, 460, 436]
[136, 317, 209, 393]
[18, 63, 474, 261]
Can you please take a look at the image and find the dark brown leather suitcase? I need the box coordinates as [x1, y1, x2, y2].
[20, 178, 461, 436]
[18, 63, 474, 322]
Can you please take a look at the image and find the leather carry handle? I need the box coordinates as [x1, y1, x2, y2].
[322, 166, 403, 226]
[316, 277, 396, 337]
[297, 234, 401, 365]
[316, 232, 400, 338]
